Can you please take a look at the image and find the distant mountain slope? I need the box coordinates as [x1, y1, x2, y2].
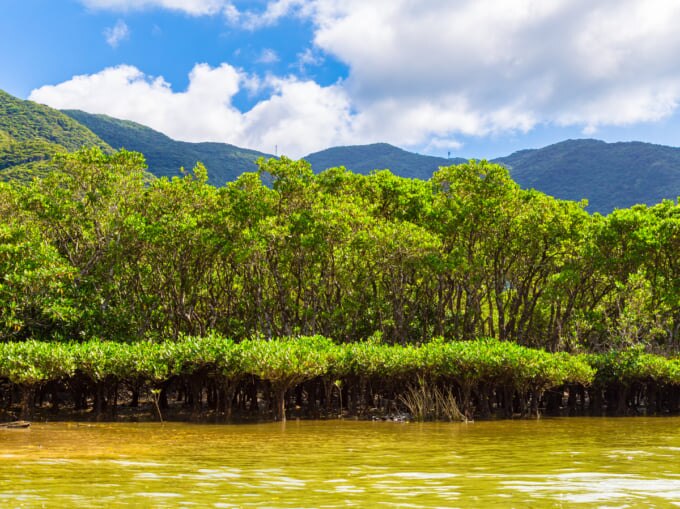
[0, 90, 106, 150]
[0, 90, 109, 180]
[495, 139, 680, 213]
[304, 143, 466, 179]
[63, 110, 272, 186]
[0, 91, 654, 213]
[305, 139, 680, 213]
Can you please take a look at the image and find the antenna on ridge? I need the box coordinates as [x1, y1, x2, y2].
[275, 144, 278, 157]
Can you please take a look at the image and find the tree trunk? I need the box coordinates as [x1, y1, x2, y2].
[274, 384, 287, 422]
[20, 384, 35, 420]
[530, 388, 542, 418]
[95, 382, 106, 421]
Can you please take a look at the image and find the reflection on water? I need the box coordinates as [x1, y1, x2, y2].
[502, 473, 680, 504]
[1, 418, 679, 508]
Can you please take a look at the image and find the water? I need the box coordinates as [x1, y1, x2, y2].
[1, 418, 680, 508]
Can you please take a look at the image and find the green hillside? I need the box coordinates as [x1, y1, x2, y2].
[306, 140, 680, 214]
[63, 110, 271, 186]
[304, 143, 466, 179]
[0, 90, 109, 180]
[495, 139, 680, 213]
[0, 85, 674, 213]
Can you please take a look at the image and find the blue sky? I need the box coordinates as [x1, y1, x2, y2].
[3, 0, 680, 158]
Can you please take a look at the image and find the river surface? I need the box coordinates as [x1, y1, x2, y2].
[1, 418, 680, 508]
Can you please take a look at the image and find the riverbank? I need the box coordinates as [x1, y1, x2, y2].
[2, 336, 679, 422]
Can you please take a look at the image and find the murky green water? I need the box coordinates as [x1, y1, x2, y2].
[1, 418, 680, 508]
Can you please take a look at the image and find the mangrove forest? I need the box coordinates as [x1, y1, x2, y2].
[1, 148, 679, 421]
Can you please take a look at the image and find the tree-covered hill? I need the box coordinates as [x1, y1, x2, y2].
[305, 140, 680, 214]
[303, 143, 467, 179]
[3, 89, 679, 213]
[0, 90, 110, 180]
[59, 98, 680, 212]
[62, 109, 272, 186]
[494, 139, 680, 213]
[0, 90, 106, 150]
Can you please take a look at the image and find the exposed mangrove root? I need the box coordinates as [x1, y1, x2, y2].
[434, 387, 467, 422]
[398, 381, 467, 422]
[1, 336, 680, 422]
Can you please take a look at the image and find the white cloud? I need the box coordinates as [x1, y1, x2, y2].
[301, 0, 680, 135]
[81, 0, 233, 16]
[81, 0, 307, 21]
[422, 137, 463, 154]
[294, 48, 323, 73]
[256, 49, 279, 64]
[29, 64, 356, 158]
[236, 0, 310, 30]
[242, 75, 354, 156]
[202, 0, 680, 145]
[41, 1, 680, 155]
[30, 65, 244, 143]
[103, 19, 130, 48]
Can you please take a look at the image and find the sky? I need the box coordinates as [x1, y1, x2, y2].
[3, 0, 680, 159]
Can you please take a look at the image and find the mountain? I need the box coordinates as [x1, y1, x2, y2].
[305, 140, 680, 213]
[0, 90, 109, 180]
[304, 143, 466, 179]
[62, 110, 272, 186]
[2, 89, 678, 213]
[494, 139, 680, 213]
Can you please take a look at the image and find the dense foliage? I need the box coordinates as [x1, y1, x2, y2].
[0, 91, 106, 152]
[1, 147, 678, 352]
[2, 336, 679, 421]
[1, 146, 679, 420]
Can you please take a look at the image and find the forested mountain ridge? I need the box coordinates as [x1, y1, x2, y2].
[0, 90, 109, 180]
[63, 109, 272, 186]
[303, 143, 467, 179]
[495, 139, 680, 213]
[1, 88, 679, 213]
[305, 140, 680, 214]
[68, 99, 680, 214]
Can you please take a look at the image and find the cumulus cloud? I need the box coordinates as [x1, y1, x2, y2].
[80, 0, 310, 27]
[42, 1, 680, 154]
[29, 64, 356, 158]
[304, 0, 680, 135]
[241, 75, 355, 156]
[225, 0, 680, 142]
[103, 19, 130, 48]
[423, 137, 463, 153]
